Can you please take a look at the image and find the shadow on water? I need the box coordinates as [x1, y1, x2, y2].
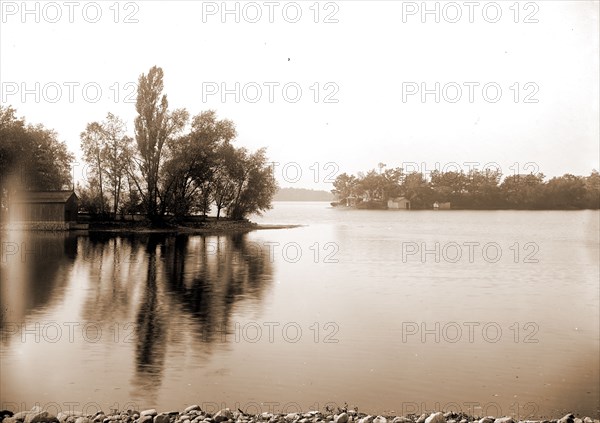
[0, 231, 78, 331]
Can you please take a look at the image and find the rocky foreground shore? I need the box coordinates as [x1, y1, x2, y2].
[1, 406, 598, 423]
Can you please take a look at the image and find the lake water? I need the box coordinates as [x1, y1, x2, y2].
[1, 203, 599, 418]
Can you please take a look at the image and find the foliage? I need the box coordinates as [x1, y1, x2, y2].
[333, 165, 600, 210]
[76, 67, 277, 222]
[133, 65, 189, 219]
[0, 105, 74, 213]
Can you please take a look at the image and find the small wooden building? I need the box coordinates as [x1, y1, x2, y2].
[9, 191, 78, 229]
[387, 197, 411, 210]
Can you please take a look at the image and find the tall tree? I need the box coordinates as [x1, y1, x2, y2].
[80, 121, 106, 213]
[101, 113, 134, 216]
[134, 66, 188, 219]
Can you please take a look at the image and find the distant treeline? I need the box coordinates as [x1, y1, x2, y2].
[274, 188, 334, 201]
[332, 166, 600, 210]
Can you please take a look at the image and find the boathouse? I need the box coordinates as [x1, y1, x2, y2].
[8, 191, 79, 230]
[387, 197, 411, 210]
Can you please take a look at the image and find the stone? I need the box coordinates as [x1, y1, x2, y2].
[358, 417, 373, 423]
[285, 415, 298, 423]
[141, 412, 157, 418]
[494, 418, 513, 423]
[392, 418, 411, 423]
[583, 419, 593, 423]
[154, 416, 170, 423]
[373, 417, 387, 423]
[425, 414, 445, 423]
[13, 413, 29, 422]
[4, 418, 18, 423]
[416, 416, 427, 423]
[59, 413, 83, 423]
[558, 416, 574, 423]
[184, 408, 200, 415]
[336, 415, 348, 423]
[213, 411, 233, 423]
[479, 418, 494, 423]
[75, 418, 91, 423]
[138, 416, 153, 423]
[25, 412, 58, 423]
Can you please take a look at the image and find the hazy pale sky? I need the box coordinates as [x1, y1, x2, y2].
[1, 0, 598, 190]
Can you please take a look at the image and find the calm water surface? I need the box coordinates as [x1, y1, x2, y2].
[1, 203, 598, 418]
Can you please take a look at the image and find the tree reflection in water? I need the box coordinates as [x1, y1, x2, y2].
[74, 232, 274, 403]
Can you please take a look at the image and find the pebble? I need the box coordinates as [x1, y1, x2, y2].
[558, 415, 574, 423]
[184, 409, 200, 416]
[141, 412, 158, 418]
[214, 410, 233, 423]
[494, 418, 513, 423]
[13, 413, 30, 421]
[336, 414, 348, 423]
[25, 412, 57, 423]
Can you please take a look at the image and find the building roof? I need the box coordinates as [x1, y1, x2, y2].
[12, 191, 77, 204]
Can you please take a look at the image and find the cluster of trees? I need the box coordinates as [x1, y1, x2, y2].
[0, 66, 277, 222]
[0, 105, 74, 212]
[78, 66, 277, 222]
[332, 164, 600, 210]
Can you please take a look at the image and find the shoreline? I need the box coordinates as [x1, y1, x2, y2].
[0, 221, 303, 234]
[1, 407, 598, 423]
[86, 223, 303, 235]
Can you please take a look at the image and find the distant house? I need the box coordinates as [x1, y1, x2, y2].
[8, 191, 79, 230]
[433, 201, 451, 210]
[387, 197, 411, 210]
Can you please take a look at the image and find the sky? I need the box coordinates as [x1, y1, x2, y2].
[1, 0, 599, 190]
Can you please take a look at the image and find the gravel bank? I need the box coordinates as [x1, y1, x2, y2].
[1, 406, 598, 423]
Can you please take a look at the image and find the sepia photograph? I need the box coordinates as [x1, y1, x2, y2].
[0, 2, 599, 423]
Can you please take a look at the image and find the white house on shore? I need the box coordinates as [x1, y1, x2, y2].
[387, 197, 411, 210]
